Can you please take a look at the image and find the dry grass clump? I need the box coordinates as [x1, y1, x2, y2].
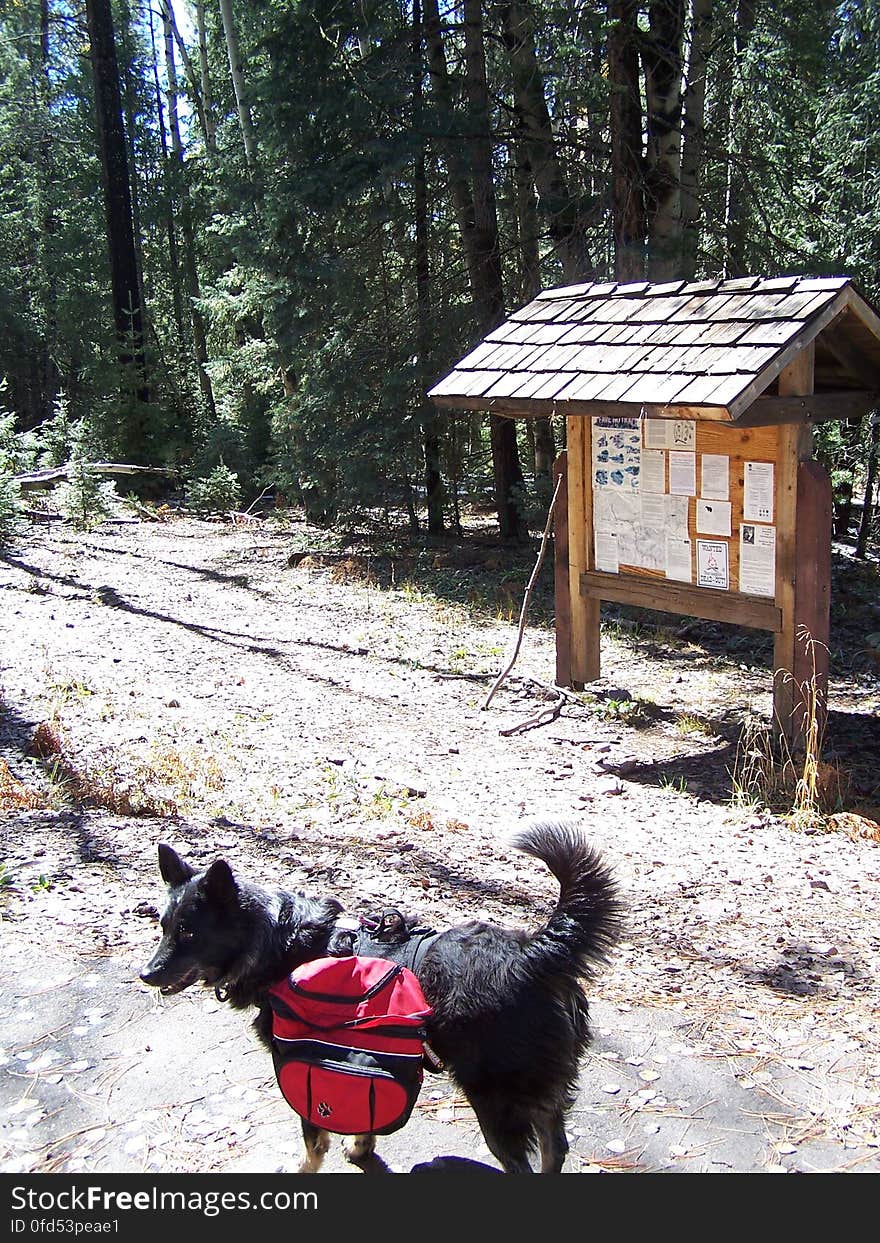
[827, 810, 880, 843]
[27, 720, 64, 759]
[407, 810, 469, 834]
[67, 743, 225, 817]
[730, 716, 850, 830]
[329, 556, 374, 585]
[730, 633, 851, 832]
[19, 721, 225, 818]
[0, 758, 50, 810]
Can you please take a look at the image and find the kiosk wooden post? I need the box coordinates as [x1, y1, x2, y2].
[565, 417, 599, 688]
[772, 346, 831, 750]
[552, 451, 571, 689]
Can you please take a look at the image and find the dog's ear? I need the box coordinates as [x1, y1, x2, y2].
[202, 858, 238, 906]
[158, 843, 196, 888]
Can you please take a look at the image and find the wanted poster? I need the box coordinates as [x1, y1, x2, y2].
[697, 539, 729, 590]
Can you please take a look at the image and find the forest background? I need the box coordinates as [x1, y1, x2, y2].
[0, 0, 878, 547]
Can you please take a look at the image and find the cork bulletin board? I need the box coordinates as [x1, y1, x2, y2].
[586, 416, 783, 605]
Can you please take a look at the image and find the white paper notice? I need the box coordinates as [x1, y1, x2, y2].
[666, 494, 690, 537]
[641, 449, 666, 494]
[594, 490, 664, 572]
[643, 420, 669, 449]
[669, 451, 696, 496]
[642, 419, 695, 450]
[739, 524, 776, 596]
[594, 490, 640, 533]
[697, 539, 729, 590]
[594, 530, 619, 573]
[669, 420, 696, 450]
[743, 461, 774, 522]
[640, 493, 667, 528]
[666, 537, 692, 583]
[701, 454, 729, 501]
[696, 499, 732, 537]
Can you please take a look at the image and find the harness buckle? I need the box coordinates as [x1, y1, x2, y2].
[359, 909, 406, 937]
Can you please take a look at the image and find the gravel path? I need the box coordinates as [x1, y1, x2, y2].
[1, 515, 879, 1173]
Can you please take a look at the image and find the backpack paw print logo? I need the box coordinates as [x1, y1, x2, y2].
[317, 1101, 332, 1118]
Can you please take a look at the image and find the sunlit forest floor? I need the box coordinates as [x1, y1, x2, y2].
[1, 506, 879, 1172]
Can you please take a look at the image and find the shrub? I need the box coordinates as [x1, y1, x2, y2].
[0, 466, 21, 547]
[186, 461, 242, 515]
[56, 460, 117, 530]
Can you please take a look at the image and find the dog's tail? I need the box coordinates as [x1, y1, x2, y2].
[511, 820, 621, 979]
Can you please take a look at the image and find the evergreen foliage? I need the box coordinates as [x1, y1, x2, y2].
[0, 0, 877, 542]
[186, 460, 243, 515]
[53, 418, 117, 530]
[0, 410, 23, 545]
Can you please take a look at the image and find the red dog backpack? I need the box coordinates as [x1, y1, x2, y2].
[267, 956, 434, 1136]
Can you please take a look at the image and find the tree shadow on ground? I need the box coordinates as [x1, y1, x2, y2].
[275, 516, 880, 677]
[596, 704, 880, 808]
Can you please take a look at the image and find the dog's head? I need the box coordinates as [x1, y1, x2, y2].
[140, 843, 252, 996]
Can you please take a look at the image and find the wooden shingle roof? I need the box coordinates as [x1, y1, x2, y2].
[428, 275, 880, 424]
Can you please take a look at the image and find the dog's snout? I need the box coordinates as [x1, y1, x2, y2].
[140, 946, 172, 987]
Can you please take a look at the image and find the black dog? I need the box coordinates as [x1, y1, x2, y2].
[141, 820, 620, 1173]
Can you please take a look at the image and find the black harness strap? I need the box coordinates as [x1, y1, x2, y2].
[324, 910, 446, 1072]
[352, 926, 441, 975]
[331, 909, 441, 976]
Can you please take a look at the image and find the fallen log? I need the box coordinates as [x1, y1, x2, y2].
[13, 463, 180, 491]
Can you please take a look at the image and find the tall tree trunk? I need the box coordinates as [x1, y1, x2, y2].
[85, 0, 151, 456]
[412, 0, 444, 534]
[218, 0, 257, 174]
[195, 0, 217, 152]
[118, 16, 149, 353]
[163, 2, 217, 422]
[463, 0, 527, 542]
[855, 414, 879, 559]
[160, 0, 214, 154]
[680, 0, 712, 279]
[722, 0, 756, 276]
[497, 0, 590, 282]
[513, 137, 540, 301]
[608, 0, 646, 280]
[641, 0, 686, 280]
[149, 7, 187, 366]
[512, 136, 555, 484]
[38, 0, 59, 419]
[423, 0, 481, 294]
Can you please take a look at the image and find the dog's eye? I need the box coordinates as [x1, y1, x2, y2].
[178, 929, 194, 943]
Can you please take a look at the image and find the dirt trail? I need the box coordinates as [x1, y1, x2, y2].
[1, 516, 879, 1173]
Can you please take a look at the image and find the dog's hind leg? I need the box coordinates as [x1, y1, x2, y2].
[537, 1111, 569, 1174]
[468, 1095, 535, 1174]
[298, 1122, 331, 1174]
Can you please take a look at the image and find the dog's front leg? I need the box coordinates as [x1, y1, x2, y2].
[298, 1122, 331, 1173]
[341, 1133, 376, 1166]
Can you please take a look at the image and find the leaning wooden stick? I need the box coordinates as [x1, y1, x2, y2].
[483, 470, 565, 711]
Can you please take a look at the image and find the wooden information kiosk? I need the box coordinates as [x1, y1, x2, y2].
[430, 275, 880, 749]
